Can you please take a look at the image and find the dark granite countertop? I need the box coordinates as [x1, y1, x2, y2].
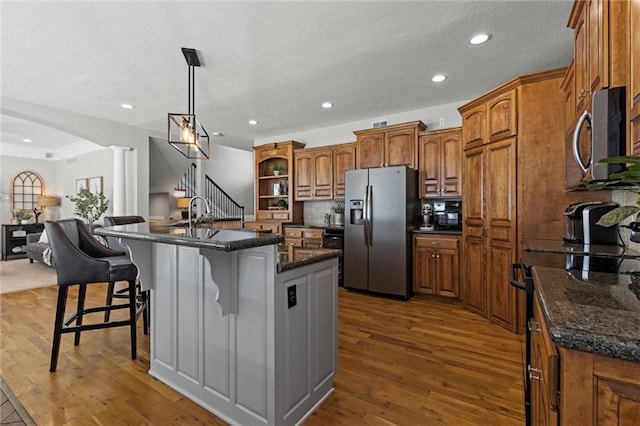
[277, 245, 341, 272]
[96, 223, 283, 252]
[284, 223, 344, 231]
[532, 266, 640, 362]
[412, 229, 462, 235]
[524, 238, 640, 258]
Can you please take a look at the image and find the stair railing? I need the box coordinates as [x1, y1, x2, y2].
[203, 175, 245, 227]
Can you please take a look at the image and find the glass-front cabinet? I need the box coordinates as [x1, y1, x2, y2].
[253, 141, 305, 223]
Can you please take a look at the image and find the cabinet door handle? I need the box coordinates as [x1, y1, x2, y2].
[528, 365, 541, 381]
[528, 319, 541, 333]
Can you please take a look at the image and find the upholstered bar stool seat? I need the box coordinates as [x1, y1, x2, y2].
[45, 218, 145, 372]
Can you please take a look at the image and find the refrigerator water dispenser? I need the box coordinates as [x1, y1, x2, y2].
[349, 200, 364, 225]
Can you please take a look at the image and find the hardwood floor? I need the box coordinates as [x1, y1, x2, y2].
[1, 284, 524, 425]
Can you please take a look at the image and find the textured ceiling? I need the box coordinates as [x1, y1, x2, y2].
[0, 0, 574, 157]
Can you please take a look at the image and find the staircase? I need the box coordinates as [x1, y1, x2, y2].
[203, 174, 245, 226]
[176, 164, 245, 226]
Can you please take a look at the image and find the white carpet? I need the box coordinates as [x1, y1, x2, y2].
[0, 258, 57, 293]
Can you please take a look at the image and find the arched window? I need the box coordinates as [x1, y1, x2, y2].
[11, 170, 44, 212]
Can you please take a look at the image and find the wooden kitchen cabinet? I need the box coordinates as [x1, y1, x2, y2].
[253, 141, 305, 223]
[294, 147, 333, 201]
[418, 128, 461, 198]
[488, 90, 517, 142]
[568, 0, 629, 120]
[459, 69, 571, 333]
[530, 295, 559, 426]
[461, 90, 516, 150]
[332, 143, 356, 200]
[283, 226, 324, 248]
[293, 142, 356, 201]
[561, 60, 576, 132]
[558, 347, 640, 426]
[244, 221, 282, 235]
[354, 121, 426, 169]
[531, 292, 640, 426]
[413, 234, 460, 299]
[461, 139, 517, 328]
[631, 0, 640, 154]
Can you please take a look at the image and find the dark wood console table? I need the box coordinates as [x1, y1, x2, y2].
[1, 223, 45, 261]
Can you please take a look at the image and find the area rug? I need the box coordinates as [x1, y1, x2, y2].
[0, 259, 56, 294]
[0, 377, 36, 425]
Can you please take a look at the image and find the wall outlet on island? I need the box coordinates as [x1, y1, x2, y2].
[439, 117, 445, 126]
[287, 285, 297, 308]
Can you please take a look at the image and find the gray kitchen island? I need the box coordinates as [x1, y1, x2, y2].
[96, 223, 340, 426]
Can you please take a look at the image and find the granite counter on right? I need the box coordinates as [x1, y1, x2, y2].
[531, 266, 640, 362]
[529, 266, 640, 425]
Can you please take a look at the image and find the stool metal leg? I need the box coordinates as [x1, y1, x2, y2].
[50, 286, 69, 372]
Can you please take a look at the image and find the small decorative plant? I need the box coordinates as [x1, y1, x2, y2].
[13, 210, 32, 222]
[67, 188, 109, 227]
[271, 164, 285, 175]
[587, 156, 640, 226]
[274, 199, 288, 209]
[331, 203, 345, 215]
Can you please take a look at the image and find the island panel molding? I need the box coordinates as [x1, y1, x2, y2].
[95, 223, 338, 425]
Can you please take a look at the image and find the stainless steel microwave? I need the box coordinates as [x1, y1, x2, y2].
[571, 86, 626, 182]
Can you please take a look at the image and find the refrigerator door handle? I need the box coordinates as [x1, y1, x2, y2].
[365, 185, 373, 247]
[362, 186, 370, 246]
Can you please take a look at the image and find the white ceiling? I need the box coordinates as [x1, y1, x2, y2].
[0, 0, 575, 158]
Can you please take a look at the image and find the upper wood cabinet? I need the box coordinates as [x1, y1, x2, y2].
[332, 143, 356, 200]
[488, 90, 518, 141]
[354, 121, 426, 169]
[418, 128, 461, 198]
[253, 141, 305, 223]
[631, 0, 640, 154]
[561, 61, 576, 132]
[293, 142, 356, 201]
[294, 148, 333, 201]
[568, 0, 629, 116]
[461, 90, 517, 149]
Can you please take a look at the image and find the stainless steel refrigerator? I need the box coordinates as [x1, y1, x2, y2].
[344, 166, 418, 298]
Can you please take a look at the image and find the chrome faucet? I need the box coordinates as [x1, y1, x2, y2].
[188, 195, 211, 234]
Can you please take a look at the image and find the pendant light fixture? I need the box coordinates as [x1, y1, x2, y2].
[168, 47, 210, 159]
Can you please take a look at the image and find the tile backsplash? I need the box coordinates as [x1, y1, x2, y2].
[304, 200, 336, 226]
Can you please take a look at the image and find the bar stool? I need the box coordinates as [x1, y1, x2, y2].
[102, 216, 148, 333]
[45, 219, 145, 372]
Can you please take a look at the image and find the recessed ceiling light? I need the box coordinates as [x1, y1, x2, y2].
[121, 103, 135, 109]
[212, 132, 224, 137]
[22, 138, 32, 143]
[431, 74, 447, 83]
[249, 120, 259, 126]
[322, 102, 334, 109]
[470, 33, 491, 45]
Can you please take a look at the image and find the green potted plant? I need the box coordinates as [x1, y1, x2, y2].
[331, 203, 345, 226]
[67, 188, 109, 228]
[271, 164, 285, 176]
[587, 156, 640, 227]
[14, 210, 32, 224]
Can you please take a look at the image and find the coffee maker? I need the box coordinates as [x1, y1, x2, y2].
[420, 203, 435, 231]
